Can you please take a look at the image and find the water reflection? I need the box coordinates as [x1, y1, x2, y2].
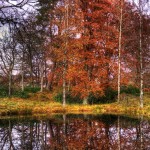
[0, 115, 149, 150]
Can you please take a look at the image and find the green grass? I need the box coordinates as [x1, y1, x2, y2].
[0, 93, 149, 119]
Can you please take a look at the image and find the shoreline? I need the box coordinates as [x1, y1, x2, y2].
[0, 97, 150, 119]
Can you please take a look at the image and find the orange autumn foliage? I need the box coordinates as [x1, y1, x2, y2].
[45, 0, 150, 101]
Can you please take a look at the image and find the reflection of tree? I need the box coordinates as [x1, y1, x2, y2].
[63, 114, 67, 150]
[0, 116, 149, 149]
[21, 124, 25, 149]
[117, 116, 121, 150]
[8, 121, 15, 150]
[140, 116, 144, 150]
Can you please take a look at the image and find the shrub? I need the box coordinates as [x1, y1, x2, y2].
[24, 86, 40, 93]
[88, 88, 117, 104]
[0, 85, 8, 97]
[54, 92, 62, 103]
[13, 86, 40, 99]
[0, 85, 40, 99]
[121, 85, 140, 96]
[54, 88, 117, 104]
[54, 92, 82, 104]
[13, 91, 30, 99]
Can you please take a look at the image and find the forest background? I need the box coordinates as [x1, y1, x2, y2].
[0, 0, 149, 110]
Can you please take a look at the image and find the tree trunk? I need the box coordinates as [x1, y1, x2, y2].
[8, 72, 12, 97]
[40, 63, 44, 92]
[21, 59, 24, 92]
[40, 74, 44, 92]
[63, 0, 69, 107]
[139, 0, 143, 108]
[118, 0, 123, 103]
[83, 97, 88, 105]
[63, 65, 66, 106]
[30, 59, 34, 87]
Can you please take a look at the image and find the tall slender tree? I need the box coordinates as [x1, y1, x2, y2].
[139, 0, 144, 108]
[117, 0, 124, 103]
[62, 0, 69, 106]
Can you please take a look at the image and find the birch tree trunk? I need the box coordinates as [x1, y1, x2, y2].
[118, 0, 123, 103]
[139, 0, 143, 109]
[63, 0, 69, 107]
[83, 97, 88, 105]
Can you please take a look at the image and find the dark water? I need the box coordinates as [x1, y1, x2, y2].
[0, 114, 149, 150]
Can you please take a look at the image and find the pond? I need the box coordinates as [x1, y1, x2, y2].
[0, 114, 149, 150]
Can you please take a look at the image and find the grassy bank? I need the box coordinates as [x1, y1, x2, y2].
[0, 92, 150, 119]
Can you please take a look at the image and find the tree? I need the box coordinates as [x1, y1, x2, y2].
[67, 0, 118, 104]
[0, 0, 36, 26]
[117, 0, 124, 103]
[0, 29, 18, 96]
[130, 0, 150, 108]
[139, 0, 144, 108]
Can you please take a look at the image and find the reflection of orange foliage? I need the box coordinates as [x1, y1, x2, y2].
[47, 116, 150, 150]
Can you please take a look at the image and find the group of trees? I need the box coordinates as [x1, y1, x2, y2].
[0, 0, 149, 107]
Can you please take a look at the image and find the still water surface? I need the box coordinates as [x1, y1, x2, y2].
[0, 114, 149, 150]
